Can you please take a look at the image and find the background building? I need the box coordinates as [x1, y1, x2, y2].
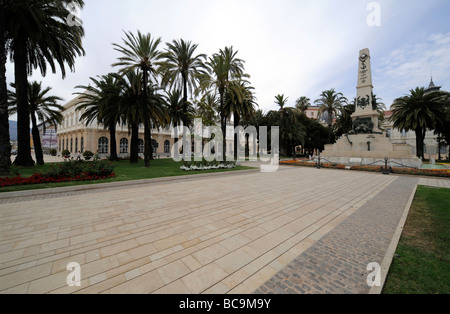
[384, 78, 449, 160]
[56, 96, 174, 159]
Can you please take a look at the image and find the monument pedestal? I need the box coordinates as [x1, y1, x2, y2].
[321, 133, 422, 168]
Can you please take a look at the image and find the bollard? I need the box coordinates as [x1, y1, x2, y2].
[382, 157, 390, 175]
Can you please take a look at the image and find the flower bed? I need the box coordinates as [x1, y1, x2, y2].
[1, 160, 116, 188]
[280, 160, 450, 178]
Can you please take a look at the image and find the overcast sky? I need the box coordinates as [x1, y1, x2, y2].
[7, 0, 450, 121]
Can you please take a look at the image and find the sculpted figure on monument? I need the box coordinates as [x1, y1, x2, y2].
[350, 117, 374, 134]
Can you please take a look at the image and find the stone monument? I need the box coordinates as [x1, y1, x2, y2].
[321, 48, 421, 168]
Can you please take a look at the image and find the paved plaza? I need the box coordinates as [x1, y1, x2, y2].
[0, 165, 449, 294]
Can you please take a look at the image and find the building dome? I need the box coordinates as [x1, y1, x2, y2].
[424, 77, 442, 94]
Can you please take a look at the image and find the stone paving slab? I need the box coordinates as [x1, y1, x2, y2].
[0, 166, 445, 294]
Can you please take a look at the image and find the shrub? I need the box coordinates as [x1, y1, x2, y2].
[0, 160, 116, 188]
[49, 149, 57, 156]
[83, 150, 94, 160]
[61, 149, 71, 158]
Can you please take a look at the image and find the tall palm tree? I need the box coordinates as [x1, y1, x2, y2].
[113, 30, 162, 167]
[225, 80, 258, 160]
[5, 0, 85, 166]
[8, 81, 64, 165]
[0, 8, 11, 175]
[198, 47, 247, 160]
[296, 96, 311, 113]
[391, 87, 448, 159]
[75, 74, 123, 161]
[272, 94, 301, 156]
[161, 39, 206, 122]
[117, 71, 167, 164]
[315, 89, 348, 128]
[315, 89, 347, 142]
[163, 89, 195, 153]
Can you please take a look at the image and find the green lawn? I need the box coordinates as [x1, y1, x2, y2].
[1, 159, 256, 193]
[382, 185, 450, 294]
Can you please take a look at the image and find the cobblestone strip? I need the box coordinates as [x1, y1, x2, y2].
[254, 176, 419, 294]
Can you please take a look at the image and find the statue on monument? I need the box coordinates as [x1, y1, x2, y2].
[350, 117, 374, 134]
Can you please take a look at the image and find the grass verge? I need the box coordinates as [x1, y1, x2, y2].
[1, 159, 256, 193]
[382, 185, 450, 294]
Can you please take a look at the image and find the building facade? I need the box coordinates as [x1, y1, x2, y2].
[56, 96, 250, 160]
[56, 96, 175, 159]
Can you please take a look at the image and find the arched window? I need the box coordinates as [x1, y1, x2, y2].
[152, 139, 158, 154]
[70, 138, 73, 153]
[138, 139, 144, 154]
[81, 137, 84, 153]
[75, 137, 78, 153]
[164, 140, 170, 154]
[120, 138, 129, 154]
[98, 137, 109, 154]
[66, 139, 68, 151]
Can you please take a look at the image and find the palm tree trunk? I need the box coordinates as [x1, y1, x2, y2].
[234, 112, 239, 161]
[13, 35, 35, 167]
[109, 122, 119, 161]
[220, 91, 226, 161]
[30, 113, 45, 165]
[142, 70, 152, 167]
[130, 123, 139, 164]
[0, 12, 11, 175]
[182, 73, 189, 161]
[144, 122, 152, 167]
[328, 109, 333, 143]
[437, 133, 442, 161]
[415, 127, 425, 159]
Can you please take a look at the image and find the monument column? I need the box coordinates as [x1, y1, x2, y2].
[352, 48, 380, 132]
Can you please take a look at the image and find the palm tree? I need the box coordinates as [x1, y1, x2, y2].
[117, 71, 167, 164]
[225, 80, 258, 160]
[274, 94, 304, 156]
[315, 89, 347, 142]
[434, 94, 450, 160]
[8, 81, 64, 165]
[315, 89, 348, 128]
[391, 87, 448, 159]
[113, 30, 162, 167]
[4, 0, 85, 166]
[198, 46, 247, 160]
[195, 92, 218, 126]
[0, 8, 11, 175]
[75, 74, 123, 161]
[164, 89, 195, 154]
[296, 96, 311, 113]
[333, 102, 356, 138]
[161, 39, 206, 122]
